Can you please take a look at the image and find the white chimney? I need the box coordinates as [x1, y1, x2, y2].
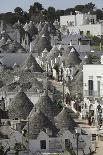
[30, 42, 32, 52]
[55, 58, 57, 63]
[51, 60, 53, 66]
[70, 40, 72, 46]
[101, 55, 103, 64]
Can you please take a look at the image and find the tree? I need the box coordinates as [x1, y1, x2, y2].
[47, 7, 56, 22]
[55, 10, 64, 20]
[85, 2, 95, 11]
[95, 9, 103, 20]
[33, 2, 43, 11]
[29, 2, 43, 16]
[14, 7, 23, 15]
[64, 8, 75, 15]
[75, 5, 85, 12]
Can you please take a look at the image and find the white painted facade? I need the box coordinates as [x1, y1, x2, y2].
[60, 12, 103, 36]
[60, 13, 96, 26]
[83, 65, 103, 98]
[66, 24, 103, 36]
[82, 65, 103, 121]
[29, 129, 93, 155]
[0, 122, 94, 154]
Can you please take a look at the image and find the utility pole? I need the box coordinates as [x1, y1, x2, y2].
[28, 118, 29, 155]
[63, 75, 65, 104]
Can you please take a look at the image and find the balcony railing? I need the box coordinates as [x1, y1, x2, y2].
[84, 90, 100, 97]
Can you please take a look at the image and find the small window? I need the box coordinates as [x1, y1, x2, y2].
[40, 140, 46, 149]
[87, 31, 90, 36]
[80, 31, 83, 35]
[65, 139, 68, 145]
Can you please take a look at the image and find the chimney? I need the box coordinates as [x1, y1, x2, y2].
[1, 97, 5, 111]
[0, 20, 4, 32]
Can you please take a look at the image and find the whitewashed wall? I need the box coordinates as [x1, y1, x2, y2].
[67, 24, 103, 36]
[83, 65, 103, 97]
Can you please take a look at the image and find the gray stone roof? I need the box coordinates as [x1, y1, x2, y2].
[24, 110, 59, 139]
[0, 41, 26, 53]
[8, 90, 34, 120]
[54, 107, 77, 132]
[0, 53, 29, 67]
[21, 54, 43, 72]
[38, 35, 52, 54]
[62, 47, 81, 66]
[27, 21, 38, 37]
[47, 45, 60, 61]
[32, 91, 62, 121]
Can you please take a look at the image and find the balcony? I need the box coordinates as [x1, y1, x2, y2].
[83, 90, 100, 97]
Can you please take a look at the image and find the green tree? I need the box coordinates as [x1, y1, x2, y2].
[14, 7, 24, 15]
[64, 8, 75, 15]
[55, 10, 64, 20]
[75, 5, 85, 12]
[47, 7, 56, 22]
[95, 9, 103, 20]
[29, 2, 43, 16]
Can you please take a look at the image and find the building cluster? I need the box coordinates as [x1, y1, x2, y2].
[60, 11, 103, 36]
[0, 12, 102, 155]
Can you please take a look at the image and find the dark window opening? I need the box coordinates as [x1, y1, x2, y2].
[87, 31, 90, 36]
[65, 139, 68, 145]
[40, 140, 46, 149]
[80, 31, 83, 35]
[88, 80, 93, 96]
[97, 81, 100, 97]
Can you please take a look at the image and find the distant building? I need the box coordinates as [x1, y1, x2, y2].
[60, 12, 103, 36]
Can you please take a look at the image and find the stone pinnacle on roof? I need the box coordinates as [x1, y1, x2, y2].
[70, 47, 75, 53]
[43, 48, 48, 53]
[8, 90, 34, 120]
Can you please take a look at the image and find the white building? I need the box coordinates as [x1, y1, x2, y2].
[83, 65, 103, 98]
[60, 12, 103, 36]
[82, 64, 103, 122]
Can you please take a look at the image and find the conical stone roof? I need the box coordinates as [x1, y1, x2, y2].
[65, 48, 81, 66]
[29, 91, 61, 121]
[13, 20, 21, 29]
[21, 54, 43, 72]
[8, 90, 34, 120]
[39, 26, 50, 40]
[28, 21, 38, 37]
[38, 35, 52, 54]
[47, 45, 60, 61]
[54, 107, 77, 132]
[1, 41, 26, 53]
[75, 71, 83, 83]
[24, 110, 59, 139]
[38, 22, 43, 32]
[74, 55, 92, 75]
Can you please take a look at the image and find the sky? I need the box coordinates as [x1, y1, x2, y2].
[0, 0, 103, 13]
